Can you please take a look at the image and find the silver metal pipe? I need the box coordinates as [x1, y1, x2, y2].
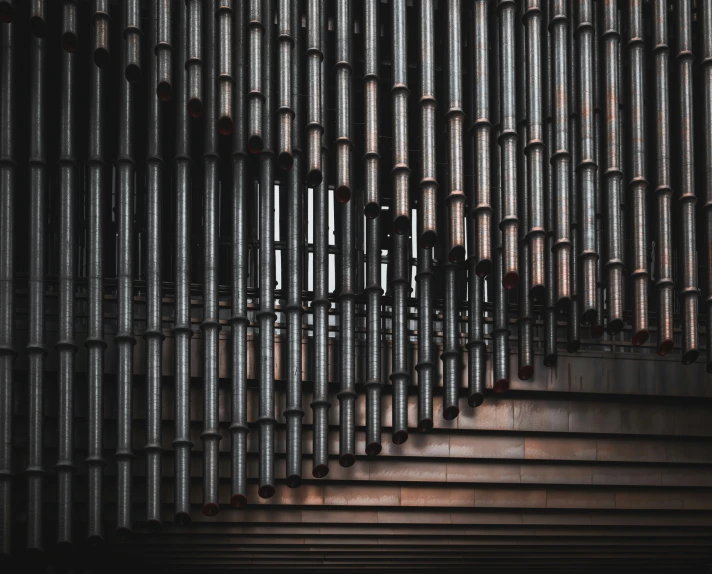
[173, 0, 194, 524]
[0, 14, 14, 562]
[93, 1, 110, 69]
[419, 0, 437, 247]
[187, 0, 203, 116]
[363, 0, 380, 218]
[285, 0, 304, 485]
[157, 0, 173, 100]
[703, 0, 712, 371]
[305, 0, 323, 186]
[230, 0, 249, 507]
[86, 0, 107, 545]
[677, 0, 699, 365]
[592, 0, 605, 338]
[567, 12, 580, 353]
[258, 0, 277, 498]
[202, 0, 222, 514]
[391, 0, 410, 235]
[277, 0, 293, 166]
[627, 0, 649, 346]
[335, 0, 352, 203]
[473, 0, 492, 277]
[62, 0, 79, 53]
[652, 0, 672, 354]
[391, 230, 410, 441]
[145, 0, 165, 531]
[116, 1, 138, 536]
[125, 0, 142, 83]
[57, 1, 78, 547]
[26, 27, 46, 555]
[30, 0, 46, 38]
[442, 259, 460, 419]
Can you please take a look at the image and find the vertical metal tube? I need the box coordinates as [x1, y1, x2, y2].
[703, 0, 712, 371]
[391, 230, 410, 441]
[86, 0, 108, 546]
[442, 261, 460, 419]
[567, 7, 580, 353]
[187, 0, 203, 116]
[62, 0, 79, 53]
[277, 0, 293, 166]
[626, 0, 649, 346]
[30, 0, 47, 38]
[93, 0, 110, 69]
[652, 0, 673, 353]
[592, 0, 605, 338]
[202, 0, 222, 514]
[419, 0, 437, 247]
[157, 0, 173, 100]
[473, 0, 492, 277]
[416, 244, 435, 426]
[116, 1, 138, 536]
[305, 0, 323, 186]
[258, 0, 277, 498]
[364, 0, 383, 454]
[677, 0, 699, 364]
[173, 0, 193, 524]
[391, 0, 410, 234]
[335, 0, 352, 202]
[0, 12, 14, 562]
[57, 1, 78, 548]
[145, 0, 164, 531]
[125, 0, 142, 83]
[218, 1, 234, 133]
[285, 0, 304, 486]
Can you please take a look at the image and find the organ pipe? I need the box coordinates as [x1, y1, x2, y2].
[125, 0, 141, 83]
[567, 10, 580, 353]
[391, 230, 410, 441]
[218, 1, 233, 132]
[335, 0, 352, 203]
[703, 0, 712, 372]
[187, 0, 203, 117]
[156, 0, 172, 100]
[93, 0, 110, 69]
[419, 0, 437, 247]
[592, 0, 605, 338]
[391, 0, 410, 234]
[62, 0, 78, 53]
[277, 0, 293, 166]
[30, 0, 46, 38]
[305, 0, 323, 186]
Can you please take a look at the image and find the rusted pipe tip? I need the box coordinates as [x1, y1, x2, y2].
[278, 151, 294, 171]
[393, 215, 410, 235]
[247, 134, 264, 154]
[231, 493, 248, 507]
[201, 502, 220, 516]
[218, 115, 234, 136]
[543, 353, 557, 367]
[0, 3, 12, 23]
[392, 429, 409, 445]
[306, 169, 323, 187]
[339, 453, 356, 468]
[174, 512, 192, 526]
[530, 284, 546, 303]
[146, 519, 162, 533]
[30, 17, 47, 38]
[94, 47, 110, 69]
[418, 418, 434, 432]
[468, 393, 485, 408]
[286, 474, 302, 488]
[365, 442, 382, 456]
[518, 365, 534, 380]
[591, 324, 605, 339]
[258, 485, 276, 499]
[125, 63, 142, 84]
[681, 349, 699, 366]
[62, 32, 79, 53]
[493, 379, 510, 393]
[364, 202, 380, 219]
[25, 546, 46, 567]
[503, 271, 519, 290]
[443, 405, 460, 420]
[475, 259, 492, 277]
[606, 318, 624, 336]
[157, 81, 174, 102]
[419, 230, 437, 250]
[656, 339, 674, 356]
[449, 246, 466, 264]
[566, 340, 581, 353]
[312, 464, 329, 478]
[632, 329, 649, 347]
[188, 97, 204, 118]
[335, 185, 351, 204]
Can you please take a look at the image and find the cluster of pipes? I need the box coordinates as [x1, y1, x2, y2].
[0, 0, 710, 561]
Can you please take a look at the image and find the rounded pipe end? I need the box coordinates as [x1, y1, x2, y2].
[443, 405, 460, 421]
[312, 464, 329, 479]
[278, 151, 294, 171]
[125, 63, 142, 84]
[393, 214, 410, 236]
[502, 271, 519, 290]
[364, 201, 380, 219]
[475, 259, 492, 278]
[62, 32, 79, 53]
[174, 512, 192, 526]
[518, 364, 534, 381]
[157, 81, 174, 102]
[25, 547, 46, 568]
[306, 168, 323, 188]
[543, 353, 558, 367]
[419, 230, 437, 250]
[201, 502, 220, 517]
[286, 474, 302, 489]
[493, 378, 510, 393]
[591, 323, 605, 339]
[30, 17, 47, 38]
[94, 48, 111, 70]
[339, 453, 356, 468]
[335, 185, 352, 204]
[258, 485, 275, 499]
[606, 318, 624, 336]
[468, 392, 485, 408]
[230, 493, 248, 508]
[418, 418, 434, 432]
[530, 284, 546, 303]
[681, 348, 699, 366]
[449, 246, 466, 265]
[188, 97, 204, 119]
[392, 429, 409, 445]
[656, 339, 674, 356]
[632, 328, 649, 347]
[146, 519, 162, 533]
[365, 442, 382, 456]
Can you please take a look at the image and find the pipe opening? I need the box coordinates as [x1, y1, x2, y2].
[94, 48, 110, 70]
[503, 270, 519, 290]
[125, 63, 142, 84]
[339, 453, 356, 468]
[278, 151, 294, 171]
[681, 349, 699, 366]
[518, 365, 534, 381]
[393, 214, 410, 235]
[493, 379, 510, 394]
[443, 405, 460, 421]
[286, 474, 302, 489]
[475, 259, 492, 277]
[306, 169, 323, 188]
[632, 329, 649, 347]
[174, 512, 192, 527]
[188, 97, 204, 119]
[468, 393, 485, 408]
[30, 17, 47, 38]
[62, 33, 79, 53]
[392, 429, 409, 445]
[157, 81, 174, 102]
[364, 202, 380, 219]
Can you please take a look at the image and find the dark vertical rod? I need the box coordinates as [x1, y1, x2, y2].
[202, 0, 222, 515]
[57, 1, 78, 548]
[677, 0, 699, 364]
[391, 230, 410, 441]
[364, 0, 382, 453]
[305, 0, 323, 186]
[187, 0, 203, 116]
[442, 260, 460, 418]
[116, 1, 138, 536]
[157, 0, 173, 100]
[473, 0, 492, 277]
[145, 0, 164, 531]
[498, 0, 519, 288]
[125, 0, 142, 83]
[277, 0, 293, 165]
[627, 0, 649, 346]
[86, 0, 108, 546]
[218, 1, 234, 133]
[652, 0, 673, 353]
[576, 0, 598, 327]
[391, 0, 410, 234]
[0, 13, 13, 561]
[602, 0, 625, 335]
[416, 243, 435, 426]
[258, 0, 277, 498]
[419, 0, 437, 247]
[173, 0, 193, 524]
[26, 23, 46, 555]
[30, 0, 47, 38]
[62, 0, 78, 53]
[93, 0, 110, 69]
[592, 0, 605, 338]
[335, 0, 352, 202]
[567, 5, 580, 352]
[703, 0, 712, 371]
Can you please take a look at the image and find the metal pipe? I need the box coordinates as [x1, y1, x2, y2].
[364, 0, 382, 453]
[62, 0, 78, 53]
[419, 0, 437, 247]
[116, 1, 138, 536]
[391, 0, 410, 235]
[416, 244, 435, 427]
[187, 0, 203, 116]
[703, 0, 712, 371]
[0, 1, 11, 23]
[125, 0, 142, 83]
[218, 1, 234, 133]
[592, 0, 605, 338]
[335, 0, 352, 203]
[0, 14, 14, 562]
[677, 0, 699, 365]
[30, 0, 46, 38]
[391, 230, 410, 441]
[652, 0, 673, 354]
[93, 1, 110, 69]
[305, 0, 323, 186]
[567, 10, 580, 353]
[145, 0, 165, 531]
[473, 0, 492, 277]
[173, 0, 193, 524]
[258, 0, 277, 498]
[277, 0, 293, 166]
[86, 0, 107, 546]
[157, 0, 173, 100]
